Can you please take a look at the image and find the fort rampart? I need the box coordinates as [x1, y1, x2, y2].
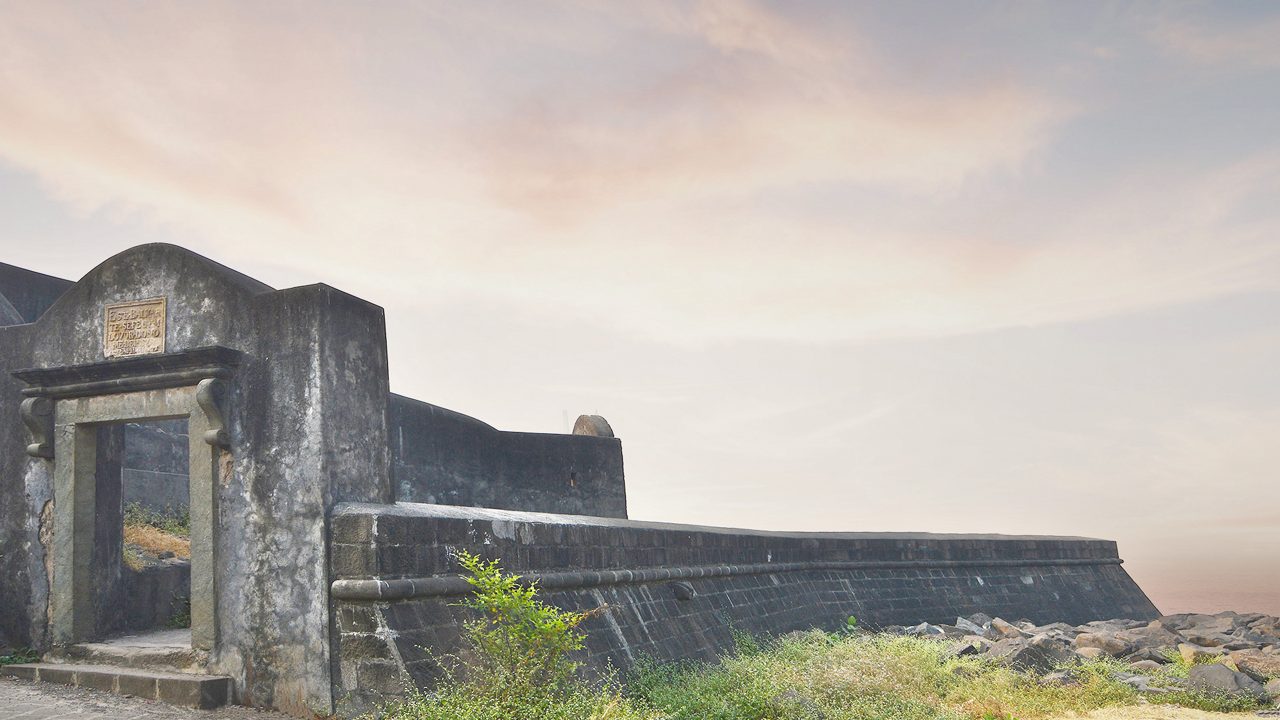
[0, 245, 1158, 717]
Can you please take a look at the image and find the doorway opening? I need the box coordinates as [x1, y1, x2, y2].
[89, 420, 193, 649]
[117, 420, 192, 638]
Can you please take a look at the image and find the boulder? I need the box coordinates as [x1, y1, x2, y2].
[966, 612, 994, 627]
[1129, 659, 1163, 672]
[905, 622, 946, 637]
[1030, 633, 1074, 655]
[1187, 662, 1269, 703]
[1228, 649, 1280, 683]
[945, 637, 989, 659]
[1037, 622, 1081, 638]
[934, 624, 970, 639]
[954, 617, 986, 636]
[1183, 631, 1236, 648]
[1040, 670, 1079, 687]
[1075, 632, 1135, 657]
[1266, 678, 1280, 701]
[989, 617, 1028, 640]
[1115, 673, 1156, 693]
[1127, 647, 1172, 664]
[1118, 624, 1181, 651]
[989, 638, 1068, 674]
[1180, 643, 1225, 664]
[1248, 617, 1280, 640]
[1076, 647, 1106, 661]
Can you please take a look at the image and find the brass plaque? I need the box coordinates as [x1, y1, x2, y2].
[103, 297, 166, 357]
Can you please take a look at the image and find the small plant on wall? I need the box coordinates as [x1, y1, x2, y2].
[453, 550, 591, 692]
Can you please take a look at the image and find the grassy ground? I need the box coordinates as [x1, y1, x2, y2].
[373, 555, 1270, 719]
[122, 503, 190, 570]
[1062, 709, 1251, 719]
[377, 630, 1269, 720]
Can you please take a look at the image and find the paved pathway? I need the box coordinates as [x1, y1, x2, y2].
[0, 677, 289, 720]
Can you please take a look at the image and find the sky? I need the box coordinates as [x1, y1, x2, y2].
[0, 0, 1277, 616]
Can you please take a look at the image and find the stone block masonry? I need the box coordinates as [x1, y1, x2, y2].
[328, 502, 1157, 715]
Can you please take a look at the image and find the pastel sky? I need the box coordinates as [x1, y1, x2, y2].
[1, 1, 1277, 615]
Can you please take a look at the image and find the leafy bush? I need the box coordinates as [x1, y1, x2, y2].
[374, 551, 641, 720]
[453, 550, 590, 692]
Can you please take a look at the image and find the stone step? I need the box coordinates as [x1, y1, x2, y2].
[48, 637, 206, 674]
[1, 663, 231, 709]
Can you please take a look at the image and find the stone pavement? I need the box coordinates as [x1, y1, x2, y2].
[0, 677, 288, 720]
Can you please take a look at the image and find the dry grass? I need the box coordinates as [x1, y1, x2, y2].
[123, 524, 190, 560]
[1056, 707, 1254, 719]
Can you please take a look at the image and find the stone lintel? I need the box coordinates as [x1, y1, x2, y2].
[13, 345, 243, 399]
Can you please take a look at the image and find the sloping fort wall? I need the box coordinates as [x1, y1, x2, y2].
[327, 503, 1158, 715]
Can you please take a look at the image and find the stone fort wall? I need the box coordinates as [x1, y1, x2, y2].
[389, 394, 626, 517]
[0, 249, 1161, 718]
[327, 502, 1158, 715]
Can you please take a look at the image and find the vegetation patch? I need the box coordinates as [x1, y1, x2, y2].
[372, 557, 1274, 720]
[0, 647, 37, 666]
[122, 503, 190, 571]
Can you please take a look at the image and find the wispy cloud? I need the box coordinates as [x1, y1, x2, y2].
[1152, 14, 1280, 67]
[0, 1, 1276, 348]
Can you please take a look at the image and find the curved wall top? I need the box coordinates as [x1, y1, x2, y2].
[27, 244, 275, 366]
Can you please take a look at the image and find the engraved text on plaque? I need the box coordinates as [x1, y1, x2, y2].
[104, 298, 166, 357]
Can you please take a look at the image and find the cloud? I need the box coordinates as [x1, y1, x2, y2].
[470, 0, 1067, 218]
[1151, 14, 1280, 67]
[0, 1, 1277, 347]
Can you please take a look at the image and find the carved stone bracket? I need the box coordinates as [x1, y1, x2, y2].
[196, 378, 230, 448]
[20, 396, 54, 458]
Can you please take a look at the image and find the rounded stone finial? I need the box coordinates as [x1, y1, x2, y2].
[572, 414, 614, 437]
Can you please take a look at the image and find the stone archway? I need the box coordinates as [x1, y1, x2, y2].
[16, 347, 239, 654]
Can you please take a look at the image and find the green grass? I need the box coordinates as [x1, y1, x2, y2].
[374, 685, 651, 720]
[123, 502, 190, 538]
[628, 631, 1140, 720]
[376, 630, 1267, 720]
[370, 556, 1266, 719]
[0, 647, 37, 666]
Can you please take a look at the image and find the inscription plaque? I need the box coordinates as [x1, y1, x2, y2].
[104, 297, 166, 357]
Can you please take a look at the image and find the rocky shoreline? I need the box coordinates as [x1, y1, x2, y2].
[885, 611, 1280, 705]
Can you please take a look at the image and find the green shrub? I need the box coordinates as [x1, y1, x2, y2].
[374, 551, 650, 720]
[453, 550, 590, 692]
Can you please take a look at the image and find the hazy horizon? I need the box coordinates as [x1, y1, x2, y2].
[1, 1, 1277, 617]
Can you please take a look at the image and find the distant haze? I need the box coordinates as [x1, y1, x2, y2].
[1, 2, 1277, 617]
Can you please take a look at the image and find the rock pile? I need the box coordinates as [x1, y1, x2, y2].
[887, 611, 1280, 704]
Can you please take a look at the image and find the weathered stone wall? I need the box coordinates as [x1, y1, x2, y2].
[328, 503, 1159, 715]
[117, 560, 192, 634]
[0, 262, 70, 651]
[389, 394, 627, 517]
[0, 245, 392, 716]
